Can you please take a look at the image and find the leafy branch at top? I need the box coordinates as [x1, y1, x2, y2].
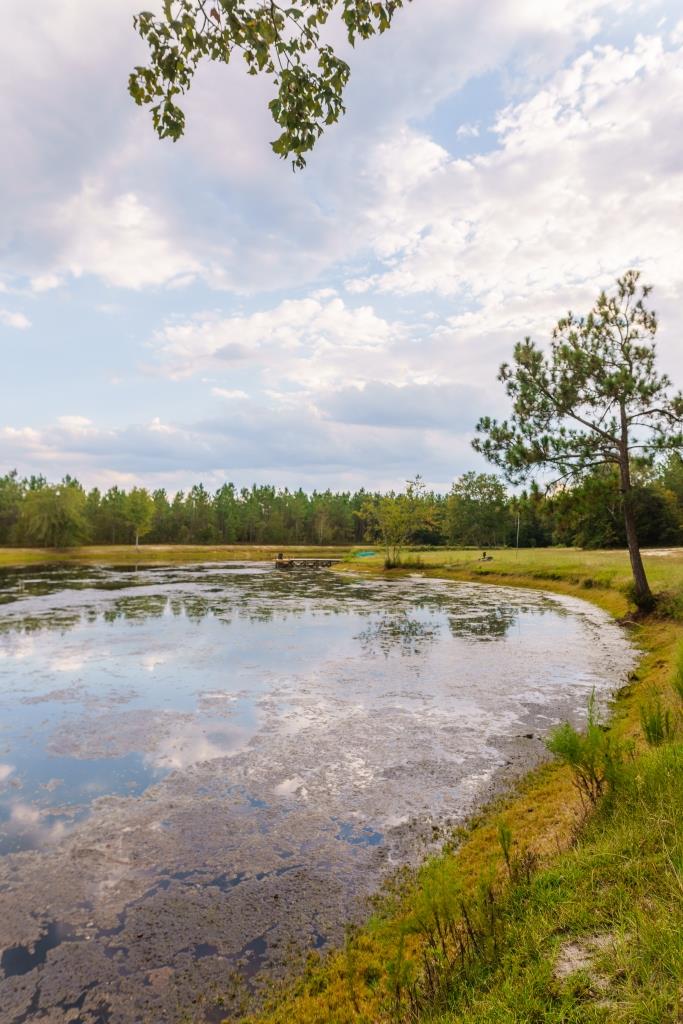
[129, 0, 409, 168]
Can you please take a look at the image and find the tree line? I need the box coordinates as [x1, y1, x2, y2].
[1, 457, 680, 551]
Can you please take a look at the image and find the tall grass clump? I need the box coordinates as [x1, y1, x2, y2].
[672, 639, 683, 702]
[624, 578, 658, 613]
[639, 697, 677, 746]
[384, 556, 425, 570]
[546, 692, 631, 807]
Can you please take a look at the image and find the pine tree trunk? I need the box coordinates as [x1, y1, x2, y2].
[619, 455, 651, 607]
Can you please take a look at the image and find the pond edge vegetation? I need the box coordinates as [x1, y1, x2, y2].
[232, 553, 683, 1024]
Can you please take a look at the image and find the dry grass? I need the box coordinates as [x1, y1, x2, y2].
[0, 543, 352, 567]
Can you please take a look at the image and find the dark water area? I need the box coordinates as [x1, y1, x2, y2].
[0, 921, 75, 977]
[0, 562, 635, 1023]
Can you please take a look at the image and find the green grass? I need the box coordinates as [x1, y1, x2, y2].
[246, 728, 683, 1024]
[345, 545, 683, 605]
[673, 641, 683, 702]
[412, 742, 683, 1024]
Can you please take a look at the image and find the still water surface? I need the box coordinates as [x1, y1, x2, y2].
[0, 562, 634, 1023]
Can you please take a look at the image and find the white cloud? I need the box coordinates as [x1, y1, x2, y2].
[51, 184, 201, 290]
[57, 415, 92, 430]
[346, 34, 683, 382]
[148, 417, 177, 435]
[0, 309, 31, 329]
[0, 395, 483, 493]
[211, 388, 249, 400]
[319, 381, 486, 430]
[0, 0, 653, 295]
[154, 294, 400, 388]
[360, 36, 683, 293]
[30, 273, 61, 293]
[1, 0, 680, 491]
[456, 122, 481, 138]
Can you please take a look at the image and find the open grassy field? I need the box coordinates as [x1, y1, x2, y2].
[0, 543, 353, 567]
[345, 545, 683, 606]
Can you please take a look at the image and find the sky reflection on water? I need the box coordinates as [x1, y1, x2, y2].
[0, 561, 625, 856]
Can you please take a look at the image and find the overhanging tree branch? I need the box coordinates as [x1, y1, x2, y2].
[129, 0, 410, 168]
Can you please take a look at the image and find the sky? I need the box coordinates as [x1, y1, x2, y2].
[1, 0, 682, 495]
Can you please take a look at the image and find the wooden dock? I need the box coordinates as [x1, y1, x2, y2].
[274, 558, 340, 570]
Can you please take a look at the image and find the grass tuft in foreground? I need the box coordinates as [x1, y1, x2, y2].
[546, 692, 633, 807]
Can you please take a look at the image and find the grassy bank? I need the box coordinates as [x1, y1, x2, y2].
[0, 543, 352, 567]
[344, 546, 683, 613]
[236, 549, 683, 1024]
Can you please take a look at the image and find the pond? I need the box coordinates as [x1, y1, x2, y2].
[0, 562, 635, 1023]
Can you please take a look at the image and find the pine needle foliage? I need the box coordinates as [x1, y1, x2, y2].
[474, 271, 683, 607]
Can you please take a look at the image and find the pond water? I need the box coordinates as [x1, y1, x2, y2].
[0, 562, 635, 1023]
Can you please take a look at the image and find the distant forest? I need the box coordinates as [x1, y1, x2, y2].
[1, 456, 682, 549]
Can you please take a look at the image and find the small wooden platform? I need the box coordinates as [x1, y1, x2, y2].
[274, 558, 340, 570]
